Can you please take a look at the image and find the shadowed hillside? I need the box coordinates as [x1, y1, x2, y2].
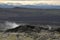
[5, 24, 60, 33]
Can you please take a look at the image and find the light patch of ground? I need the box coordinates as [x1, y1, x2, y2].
[0, 31, 60, 40]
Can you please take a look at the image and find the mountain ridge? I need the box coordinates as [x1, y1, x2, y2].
[0, 3, 60, 9]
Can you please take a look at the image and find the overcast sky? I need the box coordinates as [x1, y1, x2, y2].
[0, 0, 60, 1]
[0, 0, 60, 5]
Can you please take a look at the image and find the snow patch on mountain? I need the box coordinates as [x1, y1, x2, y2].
[0, 3, 60, 9]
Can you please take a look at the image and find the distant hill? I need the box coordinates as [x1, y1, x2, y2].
[0, 8, 60, 25]
[0, 3, 60, 9]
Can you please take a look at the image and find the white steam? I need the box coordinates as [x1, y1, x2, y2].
[0, 21, 26, 31]
[4, 21, 19, 29]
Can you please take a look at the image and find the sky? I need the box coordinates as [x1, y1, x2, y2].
[0, 0, 60, 5]
[0, 0, 59, 1]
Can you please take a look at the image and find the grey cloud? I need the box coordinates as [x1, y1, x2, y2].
[2, 0, 60, 1]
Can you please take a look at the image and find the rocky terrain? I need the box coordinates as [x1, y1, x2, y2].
[0, 24, 60, 40]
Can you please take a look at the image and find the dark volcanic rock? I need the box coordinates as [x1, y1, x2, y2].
[55, 28, 60, 32]
[5, 25, 37, 33]
[5, 24, 60, 33]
